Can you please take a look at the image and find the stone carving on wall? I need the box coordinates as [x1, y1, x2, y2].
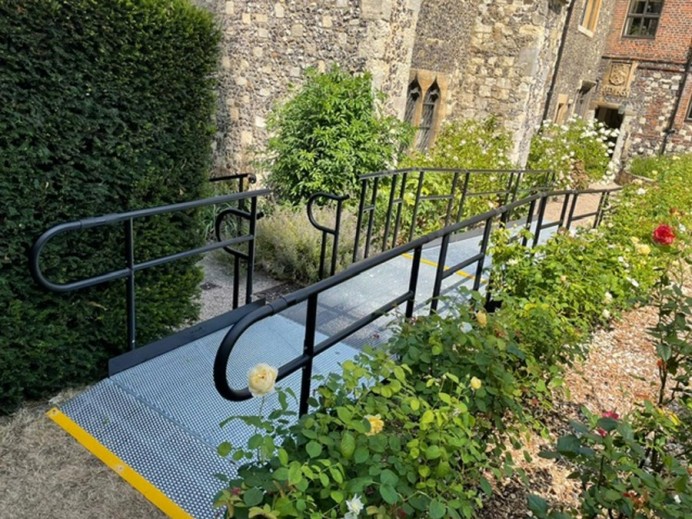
[601, 61, 636, 97]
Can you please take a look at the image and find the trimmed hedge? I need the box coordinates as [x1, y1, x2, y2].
[0, 0, 220, 413]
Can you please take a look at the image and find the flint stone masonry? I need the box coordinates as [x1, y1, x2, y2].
[195, 0, 420, 172]
[194, 0, 573, 172]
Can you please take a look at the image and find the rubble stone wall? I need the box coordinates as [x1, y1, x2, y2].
[193, 0, 421, 174]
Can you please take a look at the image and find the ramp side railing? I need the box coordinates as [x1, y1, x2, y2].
[214, 186, 622, 416]
[308, 168, 555, 279]
[30, 188, 271, 352]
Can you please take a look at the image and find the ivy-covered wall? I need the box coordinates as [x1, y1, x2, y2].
[0, 0, 220, 413]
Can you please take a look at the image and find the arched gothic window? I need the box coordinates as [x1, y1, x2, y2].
[404, 79, 421, 125]
[415, 82, 440, 150]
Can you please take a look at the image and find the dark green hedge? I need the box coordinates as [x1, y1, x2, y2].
[0, 0, 220, 413]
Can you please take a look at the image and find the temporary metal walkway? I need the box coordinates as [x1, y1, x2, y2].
[31, 185, 621, 518]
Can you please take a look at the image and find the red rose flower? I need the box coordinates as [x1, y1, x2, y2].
[596, 428, 608, 437]
[652, 224, 675, 245]
[602, 410, 619, 420]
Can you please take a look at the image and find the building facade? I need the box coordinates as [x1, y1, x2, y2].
[194, 0, 690, 175]
[594, 0, 692, 162]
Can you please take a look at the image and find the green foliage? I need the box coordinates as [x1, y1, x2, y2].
[627, 153, 692, 180]
[399, 118, 521, 233]
[527, 117, 614, 188]
[387, 292, 539, 450]
[403, 118, 513, 171]
[0, 0, 219, 413]
[217, 350, 489, 518]
[255, 205, 358, 285]
[264, 66, 412, 205]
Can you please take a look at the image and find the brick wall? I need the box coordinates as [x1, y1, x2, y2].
[605, 0, 692, 64]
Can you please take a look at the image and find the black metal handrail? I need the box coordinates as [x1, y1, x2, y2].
[308, 168, 555, 280]
[30, 189, 271, 351]
[214, 186, 621, 415]
[307, 192, 349, 279]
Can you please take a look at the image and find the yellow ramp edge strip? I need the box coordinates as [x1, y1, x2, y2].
[47, 407, 192, 519]
[401, 252, 486, 283]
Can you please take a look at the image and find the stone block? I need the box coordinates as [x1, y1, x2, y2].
[258, 28, 268, 38]
[235, 76, 248, 86]
[242, 13, 251, 24]
[252, 47, 263, 58]
[322, 15, 333, 28]
[255, 13, 268, 23]
[221, 56, 231, 70]
[361, 0, 382, 20]
[274, 3, 285, 18]
[240, 131, 253, 146]
[225, 1, 233, 15]
[291, 23, 304, 37]
[230, 107, 240, 121]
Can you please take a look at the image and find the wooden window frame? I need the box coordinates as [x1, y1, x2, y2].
[580, 0, 603, 34]
[623, 0, 664, 39]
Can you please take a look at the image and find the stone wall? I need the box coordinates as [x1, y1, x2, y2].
[598, 60, 689, 161]
[454, 0, 570, 164]
[194, 0, 421, 174]
[546, 0, 616, 121]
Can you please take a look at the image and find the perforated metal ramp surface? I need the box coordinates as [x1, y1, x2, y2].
[56, 316, 359, 518]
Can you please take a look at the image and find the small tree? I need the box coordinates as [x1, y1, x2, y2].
[265, 66, 412, 205]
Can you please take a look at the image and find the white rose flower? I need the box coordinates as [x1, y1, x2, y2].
[602, 309, 611, 319]
[604, 292, 613, 304]
[345, 495, 364, 517]
[247, 363, 278, 397]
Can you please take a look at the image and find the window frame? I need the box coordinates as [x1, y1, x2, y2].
[622, 0, 664, 39]
[580, 0, 603, 34]
[686, 97, 692, 121]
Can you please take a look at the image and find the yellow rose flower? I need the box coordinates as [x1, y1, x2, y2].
[470, 377, 482, 391]
[630, 236, 640, 244]
[364, 414, 384, 436]
[635, 243, 651, 255]
[476, 311, 488, 328]
[247, 363, 278, 397]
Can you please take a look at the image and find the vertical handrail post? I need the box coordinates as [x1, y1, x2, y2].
[455, 170, 471, 221]
[522, 198, 537, 247]
[392, 172, 407, 249]
[300, 294, 318, 416]
[566, 192, 579, 230]
[533, 193, 549, 248]
[430, 233, 451, 314]
[408, 170, 425, 243]
[406, 246, 422, 318]
[330, 197, 344, 276]
[124, 219, 137, 350]
[363, 178, 379, 259]
[474, 216, 493, 292]
[353, 179, 367, 262]
[593, 191, 608, 228]
[382, 175, 397, 252]
[444, 170, 461, 228]
[245, 196, 257, 304]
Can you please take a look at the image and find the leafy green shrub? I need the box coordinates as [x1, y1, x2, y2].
[627, 153, 692, 180]
[398, 118, 518, 234]
[387, 293, 537, 449]
[217, 349, 490, 519]
[0, 0, 219, 413]
[527, 117, 613, 188]
[264, 66, 412, 205]
[255, 205, 358, 284]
